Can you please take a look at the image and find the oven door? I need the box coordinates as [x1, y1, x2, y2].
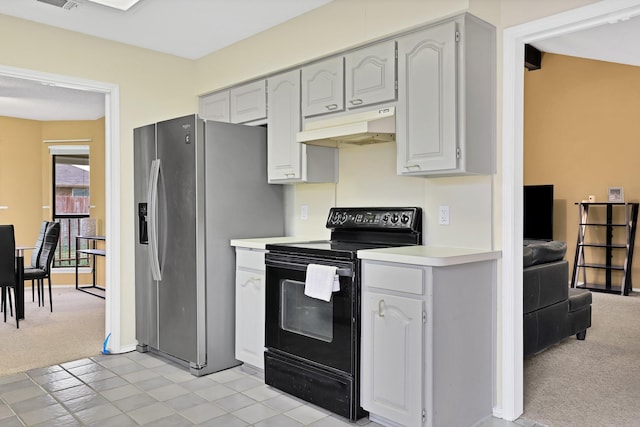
[265, 253, 356, 375]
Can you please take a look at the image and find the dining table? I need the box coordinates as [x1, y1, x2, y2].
[15, 246, 33, 320]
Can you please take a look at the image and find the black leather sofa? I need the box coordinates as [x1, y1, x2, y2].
[523, 240, 592, 357]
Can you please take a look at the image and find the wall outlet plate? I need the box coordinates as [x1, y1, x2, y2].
[439, 205, 450, 225]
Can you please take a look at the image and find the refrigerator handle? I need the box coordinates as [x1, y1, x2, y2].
[147, 159, 162, 280]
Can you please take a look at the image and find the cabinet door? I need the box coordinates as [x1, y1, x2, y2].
[235, 269, 266, 369]
[230, 80, 267, 124]
[199, 91, 230, 122]
[396, 22, 457, 174]
[302, 57, 345, 117]
[267, 70, 303, 182]
[361, 292, 423, 427]
[345, 41, 396, 109]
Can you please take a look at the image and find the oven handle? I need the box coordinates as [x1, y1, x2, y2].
[266, 259, 353, 277]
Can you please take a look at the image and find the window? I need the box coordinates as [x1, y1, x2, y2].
[53, 155, 90, 216]
[52, 153, 90, 267]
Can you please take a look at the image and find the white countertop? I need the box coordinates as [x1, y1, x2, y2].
[230, 236, 322, 250]
[357, 245, 502, 267]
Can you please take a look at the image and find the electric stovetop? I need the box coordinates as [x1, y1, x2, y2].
[266, 207, 423, 260]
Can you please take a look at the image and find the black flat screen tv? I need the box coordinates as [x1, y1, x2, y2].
[524, 184, 554, 241]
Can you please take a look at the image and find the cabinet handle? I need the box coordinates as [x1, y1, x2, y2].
[285, 173, 296, 177]
[349, 98, 363, 105]
[378, 299, 385, 317]
[325, 104, 338, 110]
[404, 164, 421, 170]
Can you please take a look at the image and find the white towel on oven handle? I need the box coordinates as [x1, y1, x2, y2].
[304, 264, 340, 302]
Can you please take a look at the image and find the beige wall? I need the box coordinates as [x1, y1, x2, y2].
[0, 117, 43, 245]
[525, 53, 640, 288]
[0, 116, 106, 286]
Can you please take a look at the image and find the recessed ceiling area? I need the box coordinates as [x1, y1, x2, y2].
[0, 0, 332, 60]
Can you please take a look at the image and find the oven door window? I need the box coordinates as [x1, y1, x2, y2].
[281, 279, 333, 342]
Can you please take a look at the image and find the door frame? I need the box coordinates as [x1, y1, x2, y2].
[0, 65, 121, 353]
[501, 0, 640, 420]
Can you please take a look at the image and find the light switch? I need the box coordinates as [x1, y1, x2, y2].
[301, 205, 308, 220]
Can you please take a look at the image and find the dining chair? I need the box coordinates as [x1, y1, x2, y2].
[24, 222, 60, 313]
[24, 221, 49, 304]
[0, 224, 19, 328]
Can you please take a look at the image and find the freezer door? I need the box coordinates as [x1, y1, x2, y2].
[155, 115, 203, 365]
[134, 123, 158, 349]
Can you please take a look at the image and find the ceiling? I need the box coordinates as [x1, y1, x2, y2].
[531, 13, 640, 67]
[0, 1, 639, 122]
[0, 0, 331, 121]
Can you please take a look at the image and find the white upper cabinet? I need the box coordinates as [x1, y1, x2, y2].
[199, 90, 230, 122]
[267, 70, 338, 184]
[345, 41, 397, 109]
[230, 80, 267, 124]
[301, 57, 345, 118]
[396, 14, 496, 176]
[200, 81, 266, 125]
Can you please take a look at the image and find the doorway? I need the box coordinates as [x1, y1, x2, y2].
[0, 65, 122, 353]
[501, 0, 640, 421]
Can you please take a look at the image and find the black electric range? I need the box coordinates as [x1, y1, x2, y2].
[263, 207, 422, 421]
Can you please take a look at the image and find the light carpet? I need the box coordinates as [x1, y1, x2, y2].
[0, 286, 105, 376]
[523, 291, 640, 426]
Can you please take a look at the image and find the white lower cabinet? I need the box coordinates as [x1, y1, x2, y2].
[234, 247, 266, 369]
[361, 258, 495, 427]
[362, 292, 424, 427]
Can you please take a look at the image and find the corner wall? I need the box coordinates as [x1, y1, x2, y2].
[524, 53, 640, 287]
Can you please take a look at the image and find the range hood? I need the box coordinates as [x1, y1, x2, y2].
[296, 107, 395, 147]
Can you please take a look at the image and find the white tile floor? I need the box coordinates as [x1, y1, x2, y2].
[0, 351, 542, 426]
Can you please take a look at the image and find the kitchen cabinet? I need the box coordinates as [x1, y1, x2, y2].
[359, 246, 499, 427]
[362, 289, 423, 427]
[267, 69, 337, 183]
[230, 80, 267, 124]
[199, 80, 266, 125]
[396, 13, 496, 176]
[345, 41, 397, 109]
[199, 90, 230, 122]
[301, 57, 345, 118]
[234, 246, 267, 369]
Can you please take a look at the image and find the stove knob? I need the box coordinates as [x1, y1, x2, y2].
[401, 214, 410, 224]
[340, 212, 348, 224]
[391, 213, 399, 223]
[382, 214, 390, 222]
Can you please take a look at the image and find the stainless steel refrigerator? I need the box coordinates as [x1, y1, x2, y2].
[134, 114, 284, 376]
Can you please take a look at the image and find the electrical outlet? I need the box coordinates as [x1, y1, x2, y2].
[301, 205, 308, 221]
[439, 205, 450, 225]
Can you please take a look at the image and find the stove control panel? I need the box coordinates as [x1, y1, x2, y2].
[326, 207, 421, 230]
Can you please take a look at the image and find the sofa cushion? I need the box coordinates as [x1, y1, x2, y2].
[523, 240, 567, 267]
[523, 299, 570, 357]
[523, 260, 569, 314]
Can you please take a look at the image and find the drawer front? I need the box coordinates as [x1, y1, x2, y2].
[363, 261, 425, 295]
[235, 248, 266, 271]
